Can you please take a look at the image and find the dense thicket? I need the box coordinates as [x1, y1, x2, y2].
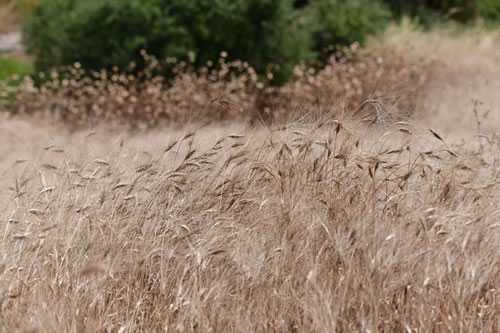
[20, 0, 500, 84]
[23, 0, 316, 84]
[22, 0, 391, 83]
[306, 0, 390, 54]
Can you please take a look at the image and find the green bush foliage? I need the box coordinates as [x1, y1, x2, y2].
[16, 0, 500, 87]
[22, 0, 313, 84]
[478, 0, 500, 21]
[306, 0, 391, 54]
[383, 0, 500, 23]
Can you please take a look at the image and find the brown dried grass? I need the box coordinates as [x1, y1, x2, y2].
[379, 22, 500, 136]
[0, 44, 431, 128]
[1, 29, 499, 332]
[0, 117, 498, 332]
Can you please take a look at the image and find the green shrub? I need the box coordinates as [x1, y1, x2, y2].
[306, 0, 391, 54]
[478, 0, 500, 21]
[383, 0, 480, 23]
[22, 0, 313, 84]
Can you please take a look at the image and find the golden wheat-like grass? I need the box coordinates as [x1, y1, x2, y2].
[0, 117, 498, 332]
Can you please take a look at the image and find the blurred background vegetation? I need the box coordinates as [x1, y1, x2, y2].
[0, 0, 37, 33]
[0, 0, 499, 84]
[0, 55, 32, 80]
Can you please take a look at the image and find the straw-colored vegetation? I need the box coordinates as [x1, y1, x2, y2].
[0, 116, 498, 332]
[379, 22, 500, 135]
[1, 45, 430, 128]
[0, 22, 499, 332]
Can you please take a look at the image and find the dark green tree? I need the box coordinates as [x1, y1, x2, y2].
[305, 0, 391, 54]
[23, 0, 313, 84]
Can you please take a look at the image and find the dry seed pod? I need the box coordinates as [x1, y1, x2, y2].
[429, 128, 445, 143]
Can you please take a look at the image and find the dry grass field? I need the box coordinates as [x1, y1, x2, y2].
[379, 23, 500, 136]
[0, 27, 499, 332]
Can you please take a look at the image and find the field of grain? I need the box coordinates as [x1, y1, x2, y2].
[0, 27, 499, 332]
